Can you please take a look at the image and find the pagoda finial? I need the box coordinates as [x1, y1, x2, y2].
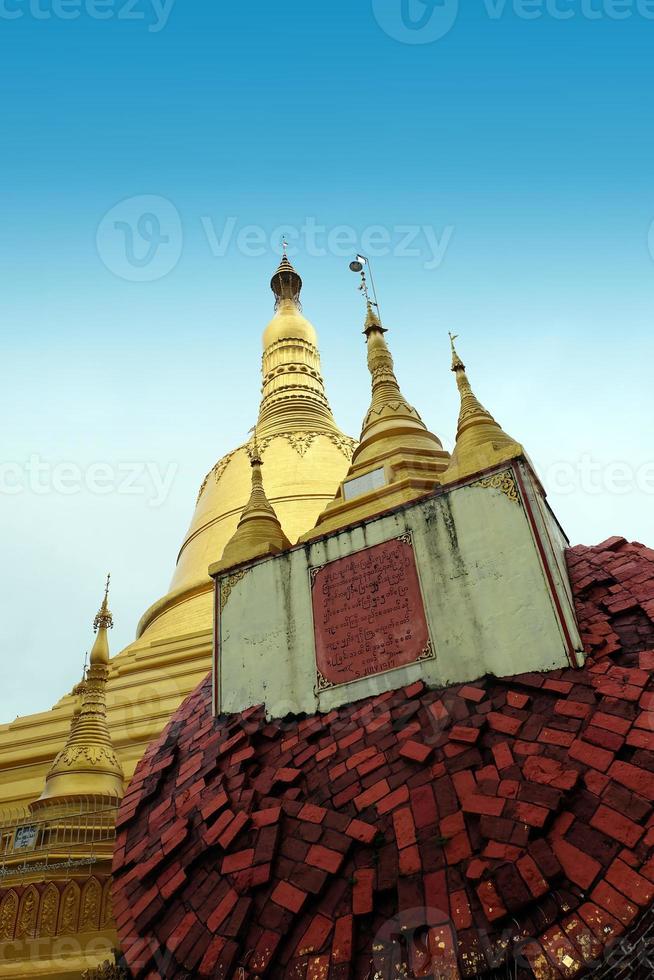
[94, 573, 113, 633]
[303, 263, 450, 540]
[270, 246, 302, 309]
[35, 577, 124, 806]
[212, 429, 292, 573]
[441, 335, 524, 484]
[449, 331, 465, 370]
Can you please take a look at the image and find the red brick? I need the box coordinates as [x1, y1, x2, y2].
[271, 880, 307, 913]
[606, 858, 654, 907]
[517, 854, 548, 898]
[376, 785, 409, 815]
[459, 685, 486, 702]
[491, 742, 514, 771]
[590, 880, 639, 926]
[398, 739, 432, 763]
[568, 738, 614, 773]
[539, 727, 576, 747]
[298, 803, 327, 824]
[306, 844, 344, 874]
[332, 915, 353, 964]
[590, 805, 644, 849]
[487, 711, 523, 736]
[296, 913, 333, 956]
[461, 795, 505, 818]
[507, 691, 530, 708]
[608, 760, 654, 800]
[353, 779, 390, 813]
[450, 725, 480, 744]
[552, 838, 601, 890]
[555, 700, 592, 719]
[206, 888, 239, 931]
[344, 818, 377, 844]
[392, 807, 417, 849]
[593, 711, 632, 736]
[449, 889, 472, 930]
[627, 728, 654, 750]
[352, 868, 375, 915]
[476, 880, 507, 923]
[221, 848, 254, 874]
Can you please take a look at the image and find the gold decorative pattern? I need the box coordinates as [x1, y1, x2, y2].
[38, 883, 59, 938]
[100, 879, 113, 928]
[315, 670, 333, 692]
[0, 890, 18, 942]
[80, 878, 102, 931]
[197, 449, 238, 502]
[16, 886, 38, 939]
[58, 882, 80, 935]
[219, 567, 249, 613]
[52, 745, 121, 769]
[470, 470, 520, 505]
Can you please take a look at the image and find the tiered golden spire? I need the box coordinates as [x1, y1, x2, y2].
[35, 576, 124, 805]
[303, 273, 450, 540]
[211, 433, 291, 573]
[256, 251, 344, 439]
[441, 334, 523, 484]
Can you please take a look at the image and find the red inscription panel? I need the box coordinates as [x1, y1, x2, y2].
[311, 536, 432, 688]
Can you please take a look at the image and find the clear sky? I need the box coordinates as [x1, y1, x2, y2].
[1, 1, 653, 723]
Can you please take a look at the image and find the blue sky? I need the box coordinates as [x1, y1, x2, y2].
[1, 1, 653, 722]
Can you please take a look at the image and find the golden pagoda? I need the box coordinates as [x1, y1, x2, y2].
[0, 255, 354, 822]
[303, 275, 450, 539]
[0, 581, 123, 977]
[440, 333, 524, 484]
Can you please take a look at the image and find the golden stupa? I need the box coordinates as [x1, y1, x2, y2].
[0, 254, 355, 814]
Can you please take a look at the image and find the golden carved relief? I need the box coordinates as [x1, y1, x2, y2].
[38, 883, 59, 938]
[58, 882, 80, 935]
[0, 890, 18, 942]
[470, 470, 520, 505]
[219, 567, 248, 613]
[80, 878, 102, 931]
[16, 885, 38, 939]
[101, 879, 113, 928]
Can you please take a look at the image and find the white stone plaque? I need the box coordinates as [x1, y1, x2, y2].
[343, 467, 386, 501]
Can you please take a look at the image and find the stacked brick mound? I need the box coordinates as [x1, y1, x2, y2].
[112, 537, 654, 978]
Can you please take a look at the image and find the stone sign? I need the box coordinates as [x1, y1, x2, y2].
[311, 535, 432, 689]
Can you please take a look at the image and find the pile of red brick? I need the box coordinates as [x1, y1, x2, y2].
[112, 537, 654, 978]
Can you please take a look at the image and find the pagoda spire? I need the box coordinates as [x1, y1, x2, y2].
[441, 334, 524, 484]
[303, 279, 450, 540]
[35, 576, 124, 806]
[256, 252, 344, 439]
[213, 433, 291, 573]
